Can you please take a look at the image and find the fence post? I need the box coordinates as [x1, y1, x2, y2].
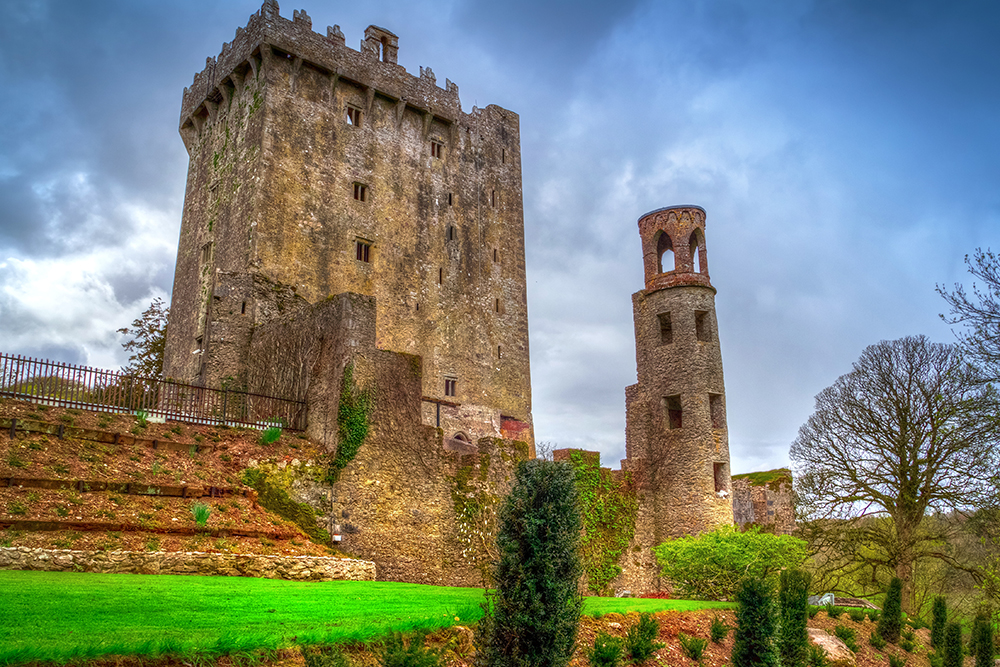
[222, 389, 228, 424]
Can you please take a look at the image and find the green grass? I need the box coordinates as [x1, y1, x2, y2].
[730, 468, 792, 487]
[0, 572, 728, 664]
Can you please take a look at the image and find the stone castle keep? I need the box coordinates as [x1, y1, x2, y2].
[161, 1, 782, 590]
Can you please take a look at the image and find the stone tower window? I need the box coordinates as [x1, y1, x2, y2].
[497, 345, 502, 359]
[491, 190, 496, 207]
[445, 378, 457, 397]
[431, 140, 444, 158]
[664, 395, 682, 429]
[495, 298, 501, 313]
[446, 225, 456, 241]
[438, 268, 443, 284]
[657, 312, 673, 344]
[200, 242, 214, 265]
[714, 462, 728, 493]
[493, 248, 499, 263]
[656, 231, 674, 273]
[353, 183, 368, 202]
[448, 193, 453, 206]
[695, 310, 711, 342]
[502, 148, 506, 164]
[709, 393, 724, 429]
[345, 105, 362, 127]
[355, 239, 371, 263]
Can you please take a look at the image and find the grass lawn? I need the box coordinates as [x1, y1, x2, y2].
[0, 571, 732, 664]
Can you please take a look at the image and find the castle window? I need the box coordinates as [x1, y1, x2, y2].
[695, 310, 711, 342]
[664, 395, 682, 429]
[495, 298, 500, 313]
[502, 148, 506, 163]
[438, 268, 443, 284]
[448, 193, 453, 206]
[241, 301, 246, 315]
[201, 242, 214, 265]
[491, 190, 496, 207]
[497, 345, 502, 359]
[355, 239, 371, 263]
[353, 182, 368, 202]
[345, 105, 362, 127]
[657, 312, 672, 344]
[709, 393, 724, 429]
[656, 231, 674, 273]
[714, 462, 728, 493]
[445, 378, 457, 397]
[446, 225, 456, 241]
[431, 140, 444, 158]
[493, 248, 499, 263]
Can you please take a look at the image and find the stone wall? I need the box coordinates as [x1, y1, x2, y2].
[732, 469, 796, 535]
[0, 546, 375, 581]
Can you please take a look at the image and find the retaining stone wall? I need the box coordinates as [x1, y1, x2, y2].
[0, 547, 375, 581]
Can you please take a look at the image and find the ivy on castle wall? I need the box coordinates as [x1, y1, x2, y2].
[452, 452, 500, 586]
[568, 451, 638, 595]
[325, 363, 372, 483]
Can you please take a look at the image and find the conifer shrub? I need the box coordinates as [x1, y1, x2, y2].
[474, 459, 583, 667]
[678, 633, 708, 663]
[878, 578, 903, 643]
[624, 613, 664, 663]
[588, 632, 623, 667]
[889, 655, 907, 667]
[869, 631, 886, 650]
[778, 568, 811, 667]
[833, 625, 858, 653]
[931, 596, 947, 648]
[381, 633, 442, 667]
[972, 612, 994, 667]
[731, 577, 780, 667]
[943, 622, 963, 667]
[848, 608, 866, 622]
[806, 644, 827, 667]
[710, 616, 730, 644]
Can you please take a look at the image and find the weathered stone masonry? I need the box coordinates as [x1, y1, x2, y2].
[162, 0, 533, 453]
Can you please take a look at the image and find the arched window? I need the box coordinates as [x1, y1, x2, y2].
[453, 432, 470, 443]
[656, 231, 675, 273]
[689, 229, 707, 274]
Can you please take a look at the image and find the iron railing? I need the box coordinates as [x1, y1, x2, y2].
[0, 353, 307, 431]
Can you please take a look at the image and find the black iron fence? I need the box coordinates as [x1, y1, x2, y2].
[0, 353, 307, 431]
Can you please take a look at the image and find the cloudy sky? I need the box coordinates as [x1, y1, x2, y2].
[2, 0, 998, 474]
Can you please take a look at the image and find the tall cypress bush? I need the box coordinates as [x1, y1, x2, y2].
[943, 622, 963, 667]
[778, 569, 812, 667]
[474, 459, 583, 667]
[732, 577, 780, 667]
[931, 596, 947, 648]
[878, 577, 903, 643]
[973, 613, 994, 667]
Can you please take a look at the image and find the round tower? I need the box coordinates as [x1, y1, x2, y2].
[624, 205, 733, 544]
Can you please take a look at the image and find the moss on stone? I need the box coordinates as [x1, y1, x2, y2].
[732, 468, 792, 491]
[242, 466, 330, 543]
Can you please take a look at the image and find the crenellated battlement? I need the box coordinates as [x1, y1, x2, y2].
[180, 0, 463, 134]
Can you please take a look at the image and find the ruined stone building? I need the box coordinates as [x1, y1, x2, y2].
[162, 0, 533, 451]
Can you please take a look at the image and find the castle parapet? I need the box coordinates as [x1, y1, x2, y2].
[180, 0, 463, 131]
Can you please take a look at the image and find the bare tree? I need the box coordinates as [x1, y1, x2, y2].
[791, 335, 999, 614]
[939, 248, 1000, 382]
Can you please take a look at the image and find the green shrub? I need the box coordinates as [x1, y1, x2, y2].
[732, 577, 780, 667]
[929, 652, 944, 667]
[474, 460, 582, 667]
[807, 606, 821, 619]
[833, 625, 858, 653]
[624, 612, 663, 663]
[779, 569, 811, 667]
[710, 616, 730, 644]
[824, 605, 844, 619]
[901, 628, 914, 642]
[651, 525, 807, 601]
[260, 426, 282, 445]
[900, 639, 914, 652]
[908, 616, 928, 630]
[190, 502, 211, 527]
[972, 612, 994, 667]
[931, 596, 947, 648]
[848, 608, 866, 622]
[588, 632, 623, 667]
[806, 644, 827, 667]
[889, 655, 907, 667]
[678, 633, 708, 663]
[305, 645, 352, 667]
[944, 622, 963, 667]
[869, 631, 886, 650]
[866, 608, 881, 622]
[878, 577, 903, 643]
[381, 633, 441, 667]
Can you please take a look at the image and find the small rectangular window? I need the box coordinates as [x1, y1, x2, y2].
[445, 378, 457, 397]
[501, 148, 505, 163]
[431, 141, 444, 158]
[497, 345, 502, 359]
[345, 105, 361, 126]
[438, 268, 443, 284]
[495, 298, 500, 313]
[493, 248, 499, 263]
[201, 242, 214, 265]
[657, 312, 672, 344]
[664, 395, 682, 430]
[448, 193, 453, 206]
[491, 190, 496, 207]
[353, 182, 367, 202]
[355, 239, 371, 263]
[709, 393, 724, 429]
[695, 310, 711, 342]
[446, 225, 456, 241]
[714, 462, 728, 493]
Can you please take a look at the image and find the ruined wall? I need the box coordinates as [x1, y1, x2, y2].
[732, 469, 796, 535]
[163, 1, 532, 452]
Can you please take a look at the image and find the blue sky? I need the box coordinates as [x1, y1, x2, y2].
[2, 0, 998, 473]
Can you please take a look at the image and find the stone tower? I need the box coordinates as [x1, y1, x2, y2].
[622, 205, 733, 584]
[161, 1, 533, 450]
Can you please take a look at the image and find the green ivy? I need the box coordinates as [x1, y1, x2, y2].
[452, 455, 499, 585]
[242, 467, 330, 543]
[568, 451, 638, 595]
[326, 363, 372, 483]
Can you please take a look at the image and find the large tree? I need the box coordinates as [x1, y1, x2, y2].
[117, 297, 169, 378]
[791, 335, 999, 614]
[939, 248, 1000, 381]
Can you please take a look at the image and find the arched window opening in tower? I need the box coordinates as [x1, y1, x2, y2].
[656, 231, 674, 273]
[664, 395, 682, 429]
[689, 229, 706, 274]
[453, 432, 470, 442]
[695, 310, 711, 342]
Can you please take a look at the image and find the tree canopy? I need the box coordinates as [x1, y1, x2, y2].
[117, 297, 169, 378]
[939, 247, 1000, 382]
[791, 334, 1000, 613]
